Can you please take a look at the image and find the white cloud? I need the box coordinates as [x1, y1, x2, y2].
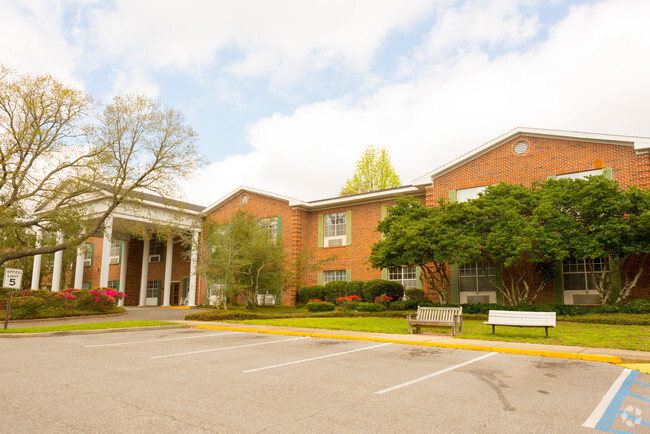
[183, 0, 650, 206]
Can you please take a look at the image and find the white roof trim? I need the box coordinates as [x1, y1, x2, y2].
[412, 127, 650, 185]
[203, 186, 304, 214]
[291, 186, 424, 210]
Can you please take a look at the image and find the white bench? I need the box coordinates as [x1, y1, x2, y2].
[484, 310, 556, 338]
[407, 306, 463, 336]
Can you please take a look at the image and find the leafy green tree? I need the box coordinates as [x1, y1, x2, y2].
[340, 146, 401, 196]
[370, 197, 476, 304]
[201, 210, 285, 307]
[539, 176, 650, 304]
[0, 65, 201, 268]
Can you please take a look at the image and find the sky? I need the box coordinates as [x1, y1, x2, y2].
[2, 0, 650, 206]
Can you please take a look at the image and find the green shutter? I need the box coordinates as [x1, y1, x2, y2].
[317, 272, 323, 286]
[183, 278, 188, 298]
[381, 205, 388, 220]
[451, 264, 459, 304]
[277, 216, 283, 238]
[602, 167, 613, 180]
[346, 270, 351, 281]
[381, 268, 388, 280]
[156, 280, 162, 305]
[553, 260, 564, 304]
[345, 211, 352, 245]
[318, 215, 324, 248]
[449, 190, 457, 203]
[416, 267, 423, 290]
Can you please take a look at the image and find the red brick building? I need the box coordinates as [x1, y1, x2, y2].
[38, 128, 650, 306]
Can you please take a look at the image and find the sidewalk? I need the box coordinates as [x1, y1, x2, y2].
[3, 307, 650, 372]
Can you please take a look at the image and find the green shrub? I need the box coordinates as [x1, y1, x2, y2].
[595, 304, 619, 314]
[297, 286, 325, 303]
[620, 299, 650, 314]
[306, 301, 335, 312]
[405, 288, 425, 300]
[351, 302, 382, 312]
[323, 281, 347, 302]
[345, 280, 365, 299]
[363, 280, 404, 302]
[390, 300, 407, 310]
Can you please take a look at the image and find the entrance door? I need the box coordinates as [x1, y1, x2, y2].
[145, 281, 161, 306]
[171, 282, 180, 305]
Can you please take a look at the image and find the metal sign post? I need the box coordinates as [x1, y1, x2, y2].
[3, 268, 23, 330]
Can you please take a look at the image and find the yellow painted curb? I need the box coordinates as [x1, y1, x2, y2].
[161, 306, 191, 309]
[619, 363, 650, 374]
[193, 325, 624, 364]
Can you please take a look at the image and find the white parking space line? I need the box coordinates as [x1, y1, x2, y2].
[243, 342, 392, 373]
[151, 336, 310, 359]
[375, 352, 498, 395]
[583, 368, 632, 428]
[84, 332, 241, 348]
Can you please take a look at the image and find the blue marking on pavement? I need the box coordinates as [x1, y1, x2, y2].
[617, 411, 650, 429]
[596, 370, 640, 433]
[634, 380, 650, 389]
[628, 392, 650, 404]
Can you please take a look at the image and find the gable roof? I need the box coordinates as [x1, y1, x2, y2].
[412, 127, 650, 186]
[203, 186, 304, 214]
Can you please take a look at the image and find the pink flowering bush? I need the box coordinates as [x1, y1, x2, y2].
[0, 287, 125, 320]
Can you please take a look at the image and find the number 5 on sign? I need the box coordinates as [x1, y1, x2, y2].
[3, 268, 22, 289]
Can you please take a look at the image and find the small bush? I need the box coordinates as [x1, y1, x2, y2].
[390, 300, 407, 310]
[306, 301, 335, 312]
[323, 281, 347, 302]
[405, 288, 425, 300]
[351, 302, 382, 312]
[595, 304, 619, 314]
[297, 286, 325, 303]
[363, 280, 404, 303]
[345, 280, 365, 299]
[620, 299, 650, 314]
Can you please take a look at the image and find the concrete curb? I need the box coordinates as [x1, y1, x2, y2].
[195, 324, 633, 365]
[0, 324, 191, 338]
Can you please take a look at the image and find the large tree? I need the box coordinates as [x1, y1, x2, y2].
[201, 210, 285, 307]
[370, 197, 477, 304]
[0, 66, 201, 268]
[340, 145, 401, 196]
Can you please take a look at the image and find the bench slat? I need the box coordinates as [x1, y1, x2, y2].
[484, 310, 556, 338]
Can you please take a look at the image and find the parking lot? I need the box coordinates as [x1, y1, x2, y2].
[1, 328, 648, 433]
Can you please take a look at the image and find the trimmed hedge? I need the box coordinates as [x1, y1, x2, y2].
[351, 302, 382, 312]
[363, 280, 404, 303]
[345, 280, 365, 299]
[620, 299, 650, 314]
[296, 286, 325, 304]
[323, 281, 347, 302]
[306, 301, 335, 312]
[405, 288, 425, 300]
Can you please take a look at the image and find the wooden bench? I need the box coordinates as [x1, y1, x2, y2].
[407, 306, 463, 336]
[484, 310, 556, 338]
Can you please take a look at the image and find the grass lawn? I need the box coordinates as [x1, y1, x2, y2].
[238, 317, 650, 351]
[0, 320, 180, 334]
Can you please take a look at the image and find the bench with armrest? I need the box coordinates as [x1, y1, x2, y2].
[484, 310, 556, 338]
[407, 306, 463, 336]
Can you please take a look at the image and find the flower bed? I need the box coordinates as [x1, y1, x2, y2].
[0, 288, 125, 320]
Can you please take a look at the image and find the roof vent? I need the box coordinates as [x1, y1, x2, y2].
[513, 141, 529, 155]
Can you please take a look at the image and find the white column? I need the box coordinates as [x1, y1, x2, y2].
[118, 240, 129, 307]
[31, 228, 43, 290]
[163, 237, 173, 306]
[188, 229, 200, 307]
[139, 236, 150, 306]
[74, 245, 85, 289]
[99, 216, 113, 288]
[51, 232, 64, 292]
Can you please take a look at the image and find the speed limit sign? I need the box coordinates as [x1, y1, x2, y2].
[3, 268, 22, 289]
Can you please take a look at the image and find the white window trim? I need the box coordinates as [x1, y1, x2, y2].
[109, 240, 121, 265]
[561, 258, 604, 305]
[323, 270, 346, 284]
[388, 266, 417, 290]
[556, 169, 604, 180]
[456, 186, 487, 203]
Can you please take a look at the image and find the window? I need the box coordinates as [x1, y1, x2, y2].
[107, 280, 120, 290]
[109, 240, 121, 264]
[149, 239, 163, 263]
[83, 243, 94, 267]
[82, 282, 91, 290]
[562, 258, 605, 291]
[557, 169, 604, 180]
[323, 270, 346, 284]
[389, 266, 417, 289]
[459, 262, 496, 292]
[146, 280, 160, 298]
[457, 186, 487, 203]
[260, 217, 279, 239]
[324, 212, 346, 247]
